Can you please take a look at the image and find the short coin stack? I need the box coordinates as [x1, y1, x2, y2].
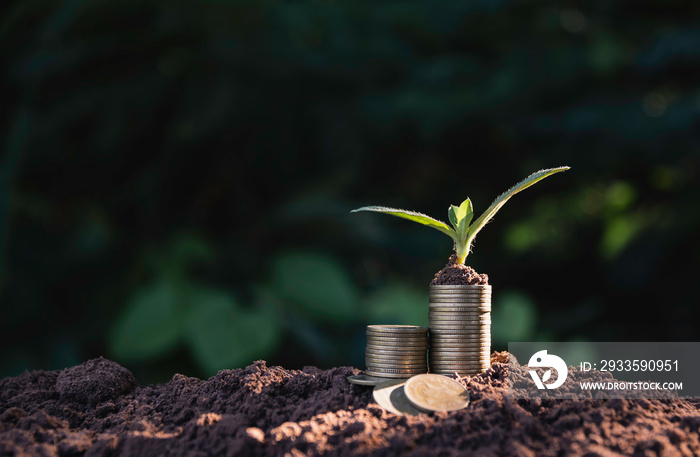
[429, 284, 491, 376]
[365, 325, 428, 378]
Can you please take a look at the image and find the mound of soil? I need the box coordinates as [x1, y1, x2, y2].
[2, 354, 699, 456]
[431, 255, 489, 285]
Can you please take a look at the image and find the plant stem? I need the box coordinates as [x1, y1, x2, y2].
[455, 243, 468, 265]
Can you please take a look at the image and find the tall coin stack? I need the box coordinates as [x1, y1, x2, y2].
[428, 285, 491, 376]
[365, 325, 429, 378]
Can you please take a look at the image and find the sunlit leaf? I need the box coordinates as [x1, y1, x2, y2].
[448, 205, 459, 230]
[351, 206, 457, 240]
[456, 197, 473, 241]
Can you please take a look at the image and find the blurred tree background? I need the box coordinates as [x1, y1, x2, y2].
[1, 0, 698, 384]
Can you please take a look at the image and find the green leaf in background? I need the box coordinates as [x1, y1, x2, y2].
[270, 251, 359, 322]
[351, 206, 457, 240]
[491, 291, 537, 344]
[109, 277, 185, 360]
[365, 283, 428, 327]
[185, 287, 279, 376]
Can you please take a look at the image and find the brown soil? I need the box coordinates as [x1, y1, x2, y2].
[3, 355, 700, 456]
[430, 255, 489, 285]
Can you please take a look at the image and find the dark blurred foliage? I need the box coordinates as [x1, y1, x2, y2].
[1, 0, 699, 384]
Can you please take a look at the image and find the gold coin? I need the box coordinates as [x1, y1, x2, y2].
[404, 374, 470, 412]
[372, 379, 423, 416]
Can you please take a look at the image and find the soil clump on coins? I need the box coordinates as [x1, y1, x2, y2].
[431, 254, 489, 285]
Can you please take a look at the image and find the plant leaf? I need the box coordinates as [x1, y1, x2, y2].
[456, 198, 473, 241]
[448, 205, 460, 230]
[185, 286, 280, 375]
[109, 277, 185, 361]
[464, 167, 570, 255]
[351, 206, 456, 240]
[269, 251, 359, 322]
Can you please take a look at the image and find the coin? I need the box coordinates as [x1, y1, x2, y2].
[365, 353, 426, 361]
[366, 366, 428, 374]
[366, 360, 427, 368]
[365, 349, 427, 357]
[346, 374, 389, 386]
[367, 325, 428, 332]
[404, 374, 470, 412]
[429, 285, 491, 291]
[372, 379, 424, 416]
[429, 311, 490, 317]
[429, 306, 491, 312]
[430, 350, 489, 356]
[429, 328, 490, 333]
[365, 370, 415, 379]
[429, 321, 491, 326]
[367, 336, 428, 347]
[429, 326, 491, 331]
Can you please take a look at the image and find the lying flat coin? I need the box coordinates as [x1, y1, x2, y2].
[373, 379, 424, 416]
[404, 374, 470, 412]
[346, 374, 389, 386]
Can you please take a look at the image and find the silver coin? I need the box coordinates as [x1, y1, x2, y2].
[404, 374, 470, 413]
[430, 342, 490, 346]
[373, 379, 424, 416]
[429, 353, 488, 360]
[429, 360, 489, 366]
[429, 321, 491, 326]
[429, 306, 491, 311]
[429, 328, 490, 333]
[367, 325, 428, 332]
[366, 366, 428, 374]
[366, 360, 427, 367]
[429, 306, 491, 312]
[429, 284, 491, 290]
[430, 350, 489, 356]
[365, 344, 428, 353]
[429, 311, 490, 317]
[367, 335, 428, 341]
[366, 350, 427, 358]
[365, 349, 428, 357]
[346, 374, 390, 386]
[365, 370, 416, 379]
[430, 338, 489, 341]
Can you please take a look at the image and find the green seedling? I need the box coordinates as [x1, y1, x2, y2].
[352, 167, 570, 265]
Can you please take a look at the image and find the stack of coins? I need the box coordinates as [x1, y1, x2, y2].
[429, 285, 491, 376]
[365, 325, 428, 378]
